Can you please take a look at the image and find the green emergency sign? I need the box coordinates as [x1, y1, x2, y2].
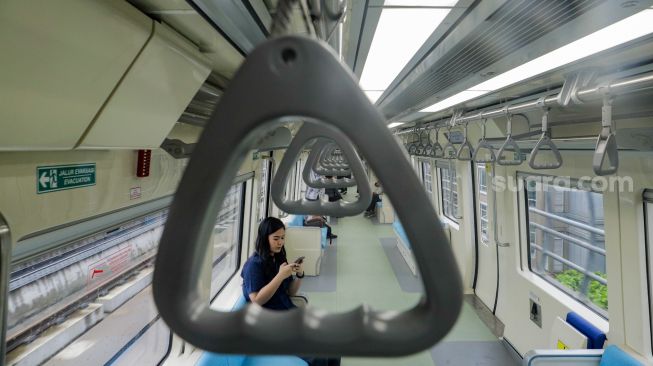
[37, 163, 96, 194]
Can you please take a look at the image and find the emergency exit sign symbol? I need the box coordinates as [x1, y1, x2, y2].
[37, 163, 96, 194]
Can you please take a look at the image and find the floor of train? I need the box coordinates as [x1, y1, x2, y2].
[303, 213, 520, 366]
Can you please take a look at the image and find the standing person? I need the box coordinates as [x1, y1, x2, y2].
[241, 217, 341, 366]
[364, 182, 383, 217]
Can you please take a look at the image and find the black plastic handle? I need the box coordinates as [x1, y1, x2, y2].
[153, 35, 462, 358]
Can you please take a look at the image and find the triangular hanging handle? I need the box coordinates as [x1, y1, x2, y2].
[472, 120, 496, 163]
[497, 114, 523, 166]
[313, 142, 352, 176]
[153, 35, 462, 357]
[432, 127, 444, 158]
[496, 136, 523, 166]
[528, 107, 562, 169]
[456, 123, 474, 161]
[303, 138, 357, 188]
[317, 143, 350, 169]
[272, 124, 371, 216]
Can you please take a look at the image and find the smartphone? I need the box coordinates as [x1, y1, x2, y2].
[293, 256, 305, 265]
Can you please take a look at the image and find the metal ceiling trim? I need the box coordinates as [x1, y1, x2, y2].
[379, 0, 653, 121]
[187, 0, 269, 54]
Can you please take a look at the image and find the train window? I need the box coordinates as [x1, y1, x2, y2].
[523, 176, 607, 317]
[439, 165, 459, 222]
[477, 164, 489, 243]
[210, 183, 245, 299]
[6, 209, 172, 365]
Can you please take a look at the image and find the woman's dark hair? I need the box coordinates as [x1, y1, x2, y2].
[255, 217, 287, 276]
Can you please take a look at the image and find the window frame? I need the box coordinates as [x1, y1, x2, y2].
[437, 163, 459, 223]
[419, 158, 434, 201]
[210, 181, 247, 302]
[520, 173, 608, 319]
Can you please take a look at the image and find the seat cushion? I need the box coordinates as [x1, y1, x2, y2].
[243, 356, 308, 366]
[287, 215, 305, 227]
[599, 345, 642, 366]
[196, 353, 246, 366]
[566, 312, 606, 349]
[321, 227, 328, 248]
[393, 219, 410, 249]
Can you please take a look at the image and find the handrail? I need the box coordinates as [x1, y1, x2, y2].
[496, 112, 523, 166]
[530, 243, 607, 285]
[490, 163, 510, 248]
[303, 139, 357, 188]
[456, 122, 474, 161]
[528, 206, 605, 236]
[0, 214, 11, 366]
[529, 222, 605, 255]
[152, 35, 463, 358]
[273, 124, 370, 216]
[592, 90, 618, 175]
[528, 101, 562, 169]
[472, 120, 495, 163]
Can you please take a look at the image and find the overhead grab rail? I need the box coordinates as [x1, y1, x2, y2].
[153, 34, 462, 358]
[496, 111, 523, 166]
[528, 98, 563, 169]
[304, 139, 357, 188]
[456, 122, 474, 161]
[396, 71, 653, 170]
[592, 88, 618, 175]
[274, 123, 371, 216]
[472, 119, 495, 163]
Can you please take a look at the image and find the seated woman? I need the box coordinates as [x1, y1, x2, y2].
[241, 217, 340, 366]
[242, 217, 304, 310]
[364, 182, 383, 217]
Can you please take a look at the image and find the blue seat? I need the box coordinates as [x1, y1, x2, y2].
[393, 219, 410, 249]
[566, 312, 606, 349]
[600, 345, 642, 366]
[286, 215, 305, 227]
[523, 345, 643, 365]
[196, 295, 308, 366]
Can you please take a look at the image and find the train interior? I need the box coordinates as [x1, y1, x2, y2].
[2, 0, 653, 365]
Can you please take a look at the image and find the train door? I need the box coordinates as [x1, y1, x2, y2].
[473, 163, 498, 311]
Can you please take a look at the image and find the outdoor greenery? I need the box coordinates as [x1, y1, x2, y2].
[555, 269, 608, 310]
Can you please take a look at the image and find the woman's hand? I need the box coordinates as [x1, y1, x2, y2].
[293, 262, 305, 277]
[277, 262, 295, 279]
